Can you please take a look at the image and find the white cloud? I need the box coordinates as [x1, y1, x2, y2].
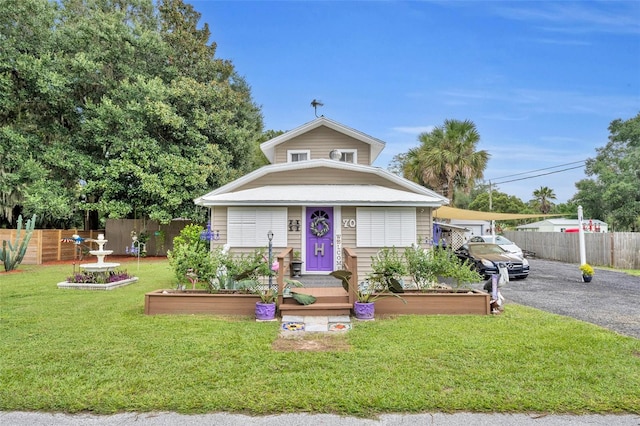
[495, 3, 640, 35]
[391, 126, 435, 135]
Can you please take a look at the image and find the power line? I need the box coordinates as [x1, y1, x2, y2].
[488, 160, 587, 182]
[492, 164, 586, 185]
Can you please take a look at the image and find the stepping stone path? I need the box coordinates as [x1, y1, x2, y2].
[281, 315, 352, 334]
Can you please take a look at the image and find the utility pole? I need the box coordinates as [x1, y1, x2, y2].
[489, 181, 494, 235]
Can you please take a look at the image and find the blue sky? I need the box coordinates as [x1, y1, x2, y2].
[189, 0, 640, 203]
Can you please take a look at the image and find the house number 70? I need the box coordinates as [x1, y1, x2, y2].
[342, 219, 356, 228]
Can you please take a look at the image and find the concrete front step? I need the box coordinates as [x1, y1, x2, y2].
[281, 315, 352, 333]
[292, 275, 343, 288]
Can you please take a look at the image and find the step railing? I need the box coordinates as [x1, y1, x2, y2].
[275, 247, 292, 307]
[275, 246, 359, 308]
[343, 247, 358, 306]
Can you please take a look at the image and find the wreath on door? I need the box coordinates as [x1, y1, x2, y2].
[310, 211, 330, 237]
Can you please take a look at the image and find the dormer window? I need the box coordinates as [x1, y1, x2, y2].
[288, 150, 310, 162]
[329, 149, 357, 163]
[339, 150, 356, 163]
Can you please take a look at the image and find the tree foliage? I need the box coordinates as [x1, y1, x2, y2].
[393, 119, 489, 207]
[572, 113, 640, 231]
[0, 0, 263, 228]
[468, 190, 530, 214]
[530, 186, 557, 214]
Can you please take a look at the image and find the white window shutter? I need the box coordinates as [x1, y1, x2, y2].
[356, 208, 415, 247]
[228, 207, 287, 247]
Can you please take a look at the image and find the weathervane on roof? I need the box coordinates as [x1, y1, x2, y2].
[311, 99, 324, 117]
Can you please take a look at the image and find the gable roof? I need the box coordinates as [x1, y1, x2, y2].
[194, 159, 449, 207]
[260, 117, 386, 164]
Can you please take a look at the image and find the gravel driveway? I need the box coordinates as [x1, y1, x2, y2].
[479, 259, 640, 339]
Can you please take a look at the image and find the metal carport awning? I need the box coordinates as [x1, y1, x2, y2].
[433, 206, 564, 220]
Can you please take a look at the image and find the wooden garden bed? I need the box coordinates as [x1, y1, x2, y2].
[144, 289, 261, 315]
[373, 289, 490, 315]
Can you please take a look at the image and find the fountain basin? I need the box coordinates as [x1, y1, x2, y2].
[80, 262, 121, 273]
[57, 277, 138, 290]
[89, 250, 113, 257]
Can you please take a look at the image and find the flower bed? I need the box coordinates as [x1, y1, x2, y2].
[57, 277, 139, 290]
[57, 269, 138, 290]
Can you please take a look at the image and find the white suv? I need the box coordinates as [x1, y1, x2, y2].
[469, 235, 523, 258]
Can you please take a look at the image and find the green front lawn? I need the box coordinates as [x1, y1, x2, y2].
[1, 260, 638, 416]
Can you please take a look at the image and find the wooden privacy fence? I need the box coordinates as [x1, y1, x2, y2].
[504, 231, 640, 269]
[0, 229, 101, 265]
[0, 220, 192, 265]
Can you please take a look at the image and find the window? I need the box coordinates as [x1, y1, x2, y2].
[288, 150, 310, 162]
[356, 207, 416, 247]
[340, 150, 356, 163]
[227, 207, 287, 247]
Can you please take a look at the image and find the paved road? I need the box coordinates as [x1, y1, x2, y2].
[2, 411, 639, 426]
[3, 260, 638, 425]
[492, 258, 640, 339]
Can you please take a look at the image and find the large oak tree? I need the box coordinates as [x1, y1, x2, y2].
[0, 0, 263, 228]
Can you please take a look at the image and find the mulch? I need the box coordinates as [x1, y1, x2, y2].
[42, 256, 167, 265]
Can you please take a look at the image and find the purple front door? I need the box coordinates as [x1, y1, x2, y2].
[306, 207, 333, 272]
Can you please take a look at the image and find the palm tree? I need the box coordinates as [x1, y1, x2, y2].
[402, 119, 489, 206]
[532, 186, 556, 214]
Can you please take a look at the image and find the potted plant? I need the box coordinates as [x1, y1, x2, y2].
[232, 250, 279, 321]
[255, 287, 278, 320]
[353, 247, 407, 320]
[290, 250, 303, 278]
[580, 263, 594, 283]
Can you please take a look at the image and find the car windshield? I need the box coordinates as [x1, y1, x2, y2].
[468, 244, 506, 255]
[494, 236, 513, 244]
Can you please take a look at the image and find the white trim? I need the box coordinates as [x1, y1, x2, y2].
[334, 206, 342, 270]
[301, 206, 307, 275]
[260, 117, 385, 164]
[194, 160, 449, 206]
[339, 149, 357, 164]
[287, 149, 310, 162]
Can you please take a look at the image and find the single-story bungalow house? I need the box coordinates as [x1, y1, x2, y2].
[516, 218, 608, 233]
[194, 117, 449, 278]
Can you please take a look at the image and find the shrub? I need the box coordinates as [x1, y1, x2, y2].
[404, 245, 483, 290]
[580, 263, 594, 277]
[167, 225, 217, 289]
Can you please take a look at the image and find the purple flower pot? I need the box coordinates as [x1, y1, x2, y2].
[255, 302, 276, 321]
[354, 301, 375, 320]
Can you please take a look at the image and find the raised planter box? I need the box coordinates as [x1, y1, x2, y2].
[57, 277, 139, 291]
[144, 289, 261, 315]
[373, 289, 490, 315]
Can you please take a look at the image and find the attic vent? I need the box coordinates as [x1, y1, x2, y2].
[329, 149, 342, 160]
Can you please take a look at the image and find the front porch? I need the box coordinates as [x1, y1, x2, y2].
[274, 247, 359, 317]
